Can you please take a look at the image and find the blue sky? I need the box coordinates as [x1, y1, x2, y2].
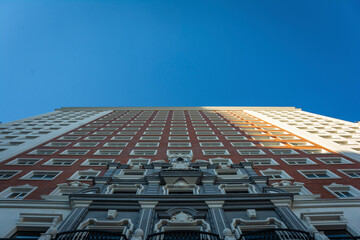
[0, 0, 359, 123]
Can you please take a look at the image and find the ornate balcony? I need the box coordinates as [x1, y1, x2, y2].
[239, 228, 314, 240]
[53, 230, 128, 240]
[146, 230, 221, 240]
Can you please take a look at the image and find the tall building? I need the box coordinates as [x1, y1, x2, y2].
[0, 107, 359, 240]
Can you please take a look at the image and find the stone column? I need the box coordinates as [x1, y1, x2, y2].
[206, 201, 227, 238]
[137, 201, 158, 238]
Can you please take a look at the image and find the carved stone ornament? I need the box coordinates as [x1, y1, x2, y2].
[170, 212, 195, 223]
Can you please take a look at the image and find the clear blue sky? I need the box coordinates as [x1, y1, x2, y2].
[0, 0, 359, 123]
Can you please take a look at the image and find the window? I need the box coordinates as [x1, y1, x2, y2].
[200, 142, 224, 147]
[170, 131, 188, 135]
[0, 185, 37, 199]
[301, 149, 330, 154]
[317, 157, 353, 164]
[69, 131, 89, 135]
[169, 136, 190, 140]
[127, 158, 151, 166]
[202, 149, 230, 155]
[81, 159, 115, 166]
[45, 142, 71, 147]
[221, 131, 241, 135]
[61, 149, 89, 155]
[281, 158, 316, 165]
[140, 136, 161, 140]
[69, 169, 100, 180]
[231, 142, 255, 147]
[92, 131, 113, 135]
[74, 142, 99, 147]
[168, 142, 191, 147]
[259, 142, 285, 147]
[167, 150, 193, 155]
[210, 158, 233, 166]
[245, 158, 278, 166]
[270, 149, 299, 155]
[135, 142, 159, 147]
[196, 131, 214, 135]
[325, 183, 360, 198]
[106, 184, 144, 194]
[171, 127, 187, 131]
[118, 131, 137, 135]
[103, 142, 128, 147]
[237, 149, 265, 155]
[21, 171, 61, 180]
[0, 170, 21, 179]
[111, 136, 133, 140]
[7, 158, 42, 165]
[43, 158, 77, 166]
[144, 131, 163, 135]
[288, 142, 314, 146]
[197, 136, 219, 140]
[338, 169, 360, 178]
[84, 136, 107, 140]
[251, 136, 275, 140]
[225, 136, 247, 140]
[94, 149, 122, 155]
[261, 169, 292, 180]
[28, 149, 58, 155]
[299, 170, 340, 179]
[130, 150, 157, 156]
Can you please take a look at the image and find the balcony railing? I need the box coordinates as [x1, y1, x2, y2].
[328, 237, 360, 240]
[53, 230, 128, 240]
[239, 228, 314, 240]
[146, 230, 220, 240]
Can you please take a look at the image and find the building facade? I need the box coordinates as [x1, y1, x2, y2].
[0, 107, 359, 240]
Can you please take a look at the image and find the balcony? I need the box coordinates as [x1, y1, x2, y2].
[146, 230, 220, 240]
[239, 229, 314, 240]
[53, 230, 128, 240]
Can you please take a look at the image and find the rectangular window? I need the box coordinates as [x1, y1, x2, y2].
[84, 136, 107, 140]
[28, 149, 58, 155]
[197, 136, 219, 140]
[7, 158, 42, 165]
[281, 158, 316, 165]
[200, 142, 224, 147]
[317, 157, 353, 164]
[225, 136, 247, 140]
[231, 142, 255, 147]
[82, 159, 115, 166]
[94, 149, 122, 155]
[140, 136, 161, 140]
[245, 158, 278, 166]
[299, 170, 340, 179]
[167, 150, 193, 155]
[103, 142, 128, 147]
[135, 142, 159, 147]
[0, 170, 21, 179]
[339, 169, 360, 178]
[130, 150, 157, 156]
[261, 170, 292, 180]
[169, 136, 190, 140]
[237, 149, 265, 155]
[170, 131, 188, 135]
[301, 149, 330, 154]
[221, 131, 241, 135]
[45, 142, 71, 147]
[118, 131, 137, 135]
[44, 158, 77, 166]
[202, 150, 230, 155]
[60, 149, 89, 155]
[111, 136, 133, 140]
[270, 149, 299, 155]
[196, 131, 215, 135]
[168, 142, 191, 147]
[21, 171, 61, 180]
[259, 142, 285, 147]
[1, 186, 36, 199]
[73, 142, 99, 147]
